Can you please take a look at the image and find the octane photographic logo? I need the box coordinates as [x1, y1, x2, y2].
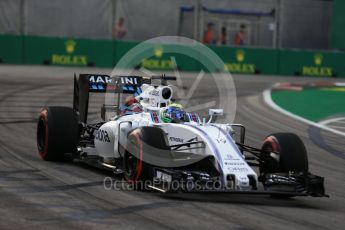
[104, 36, 237, 174]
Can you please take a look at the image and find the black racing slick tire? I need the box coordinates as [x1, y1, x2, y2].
[261, 133, 309, 198]
[261, 133, 309, 174]
[123, 131, 146, 184]
[37, 106, 79, 161]
[123, 127, 169, 187]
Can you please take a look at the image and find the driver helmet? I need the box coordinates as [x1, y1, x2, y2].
[160, 103, 186, 123]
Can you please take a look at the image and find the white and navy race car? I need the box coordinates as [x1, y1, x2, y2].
[37, 74, 327, 197]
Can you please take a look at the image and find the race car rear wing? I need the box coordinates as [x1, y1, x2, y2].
[73, 74, 90, 123]
[73, 74, 142, 123]
[73, 74, 176, 123]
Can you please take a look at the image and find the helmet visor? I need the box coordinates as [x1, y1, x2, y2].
[167, 107, 185, 121]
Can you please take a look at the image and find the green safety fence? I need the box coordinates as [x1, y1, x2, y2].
[0, 34, 23, 64]
[279, 49, 345, 78]
[1, 34, 345, 78]
[113, 41, 279, 74]
[210, 46, 279, 75]
[23, 35, 113, 67]
[114, 40, 200, 71]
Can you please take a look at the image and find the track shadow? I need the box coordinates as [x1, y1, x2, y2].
[156, 192, 327, 210]
[24, 161, 328, 211]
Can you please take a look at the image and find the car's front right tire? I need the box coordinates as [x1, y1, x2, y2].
[123, 127, 169, 189]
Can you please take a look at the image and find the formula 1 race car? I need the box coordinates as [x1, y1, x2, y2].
[37, 74, 327, 197]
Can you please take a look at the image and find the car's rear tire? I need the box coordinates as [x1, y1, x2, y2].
[37, 106, 79, 161]
[261, 133, 308, 174]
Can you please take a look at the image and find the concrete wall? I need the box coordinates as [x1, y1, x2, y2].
[280, 0, 332, 49]
[0, 0, 21, 35]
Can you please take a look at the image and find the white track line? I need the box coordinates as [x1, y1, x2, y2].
[263, 88, 345, 138]
[327, 125, 345, 130]
[319, 117, 345, 125]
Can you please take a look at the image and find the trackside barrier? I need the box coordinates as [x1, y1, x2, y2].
[23, 36, 113, 67]
[278, 49, 345, 78]
[113, 40, 199, 71]
[0, 34, 344, 77]
[0, 34, 23, 64]
[210, 45, 279, 75]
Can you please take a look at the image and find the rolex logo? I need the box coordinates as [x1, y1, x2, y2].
[154, 46, 164, 58]
[236, 50, 245, 62]
[314, 53, 323, 66]
[65, 40, 76, 54]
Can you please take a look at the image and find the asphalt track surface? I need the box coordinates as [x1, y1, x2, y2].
[0, 65, 344, 230]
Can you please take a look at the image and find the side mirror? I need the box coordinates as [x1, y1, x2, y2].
[209, 109, 223, 116]
[207, 109, 224, 124]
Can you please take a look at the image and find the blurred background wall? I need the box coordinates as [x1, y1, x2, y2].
[0, 0, 339, 50]
[0, 0, 113, 38]
[331, 0, 345, 50]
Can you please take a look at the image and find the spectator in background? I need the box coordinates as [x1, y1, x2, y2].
[203, 22, 216, 44]
[113, 17, 126, 40]
[218, 27, 227, 45]
[234, 24, 246, 46]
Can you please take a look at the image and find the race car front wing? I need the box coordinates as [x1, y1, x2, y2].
[149, 168, 328, 197]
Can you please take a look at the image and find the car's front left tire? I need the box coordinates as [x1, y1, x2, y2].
[260, 132, 309, 198]
[261, 132, 309, 174]
[37, 106, 79, 161]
